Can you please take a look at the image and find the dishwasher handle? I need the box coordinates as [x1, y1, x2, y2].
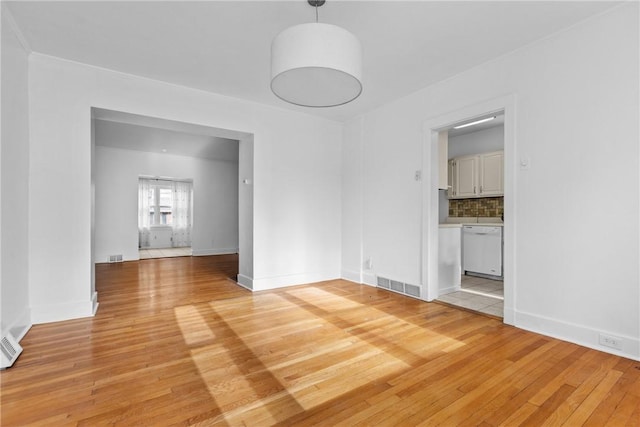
[463, 226, 502, 236]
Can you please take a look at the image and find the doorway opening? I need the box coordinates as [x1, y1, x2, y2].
[91, 107, 254, 292]
[422, 95, 515, 325]
[436, 113, 504, 317]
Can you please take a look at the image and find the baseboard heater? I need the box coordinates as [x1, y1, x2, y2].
[1, 334, 23, 369]
[376, 276, 421, 299]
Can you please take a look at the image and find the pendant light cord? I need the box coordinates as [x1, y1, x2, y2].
[315, 3, 318, 23]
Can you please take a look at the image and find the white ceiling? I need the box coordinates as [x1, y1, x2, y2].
[94, 119, 240, 162]
[7, 1, 620, 122]
[93, 109, 240, 162]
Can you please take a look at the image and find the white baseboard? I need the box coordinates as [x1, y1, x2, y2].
[236, 274, 253, 290]
[515, 310, 640, 361]
[192, 248, 239, 256]
[251, 272, 340, 292]
[31, 299, 96, 324]
[503, 306, 515, 326]
[91, 291, 99, 315]
[362, 272, 377, 287]
[94, 252, 140, 264]
[14, 324, 32, 342]
[2, 307, 32, 342]
[341, 269, 362, 284]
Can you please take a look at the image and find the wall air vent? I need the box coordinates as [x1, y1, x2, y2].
[1, 334, 23, 369]
[390, 280, 404, 292]
[377, 277, 390, 289]
[376, 276, 421, 299]
[108, 254, 123, 263]
[405, 284, 421, 297]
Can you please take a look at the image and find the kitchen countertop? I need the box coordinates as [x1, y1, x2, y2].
[441, 217, 504, 227]
[439, 223, 503, 227]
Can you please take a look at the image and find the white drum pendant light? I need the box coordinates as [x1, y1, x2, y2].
[271, 0, 362, 107]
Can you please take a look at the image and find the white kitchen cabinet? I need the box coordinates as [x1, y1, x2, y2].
[448, 150, 503, 199]
[448, 159, 456, 196]
[448, 155, 478, 198]
[438, 225, 462, 294]
[455, 155, 478, 198]
[479, 151, 503, 196]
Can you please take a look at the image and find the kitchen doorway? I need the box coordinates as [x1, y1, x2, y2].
[437, 114, 505, 317]
[421, 95, 516, 325]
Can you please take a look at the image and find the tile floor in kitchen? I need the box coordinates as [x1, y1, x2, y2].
[139, 247, 192, 260]
[437, 274, 504, 317]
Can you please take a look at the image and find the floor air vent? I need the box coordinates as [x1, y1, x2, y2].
[1, 334, 23, 369]
[376, 276, 421, 299]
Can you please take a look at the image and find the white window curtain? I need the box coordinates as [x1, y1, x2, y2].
[171, 181, 193, 248]
[138, 178, 152, 248]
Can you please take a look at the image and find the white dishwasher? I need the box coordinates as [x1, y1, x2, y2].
[462, 226, 503, 277]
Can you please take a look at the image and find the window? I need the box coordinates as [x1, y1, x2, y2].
[147, 184, 173, 226]
[139, 177, 193, 249]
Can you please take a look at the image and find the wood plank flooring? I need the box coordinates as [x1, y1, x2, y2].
[1, 255, 638, 426]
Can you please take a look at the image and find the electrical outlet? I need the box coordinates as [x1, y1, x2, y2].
[599, 333, 623, 350]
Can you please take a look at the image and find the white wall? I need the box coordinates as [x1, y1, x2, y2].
[448, 125, 504, 159]
[342, 4, 639, 359]
[1, 7, 32, 340]
[237, 134, 254, 285]
[341, 116, 364, 283]
[28, 53, 342, 323]
[94, 145, 239, 262]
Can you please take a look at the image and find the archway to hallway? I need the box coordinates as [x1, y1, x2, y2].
[90, 107, 254, 299]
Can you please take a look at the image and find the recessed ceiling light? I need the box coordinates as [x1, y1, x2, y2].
[161, 149, 167, 153]
[453, 116, 496, 129]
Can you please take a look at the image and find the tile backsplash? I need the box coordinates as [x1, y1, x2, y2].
[449, 197, 503, 218]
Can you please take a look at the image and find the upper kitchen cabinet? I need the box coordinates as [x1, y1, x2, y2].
[453, 155, 478, 198]
[448, 159, 457, 197]
[448, 150, 503, 199]
[479, 151, 503, 196]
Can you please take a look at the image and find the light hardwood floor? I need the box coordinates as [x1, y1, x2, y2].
[1, 255, 638, 426]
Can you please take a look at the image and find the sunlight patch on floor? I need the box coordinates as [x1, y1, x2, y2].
[174, 305, 216, 346]
[190, 343, 284, 425]
[285, 286, 364, 311]
[175, 286, 469, 424]
[237, 294, 457, 419]
[284, 286, 465, 355]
